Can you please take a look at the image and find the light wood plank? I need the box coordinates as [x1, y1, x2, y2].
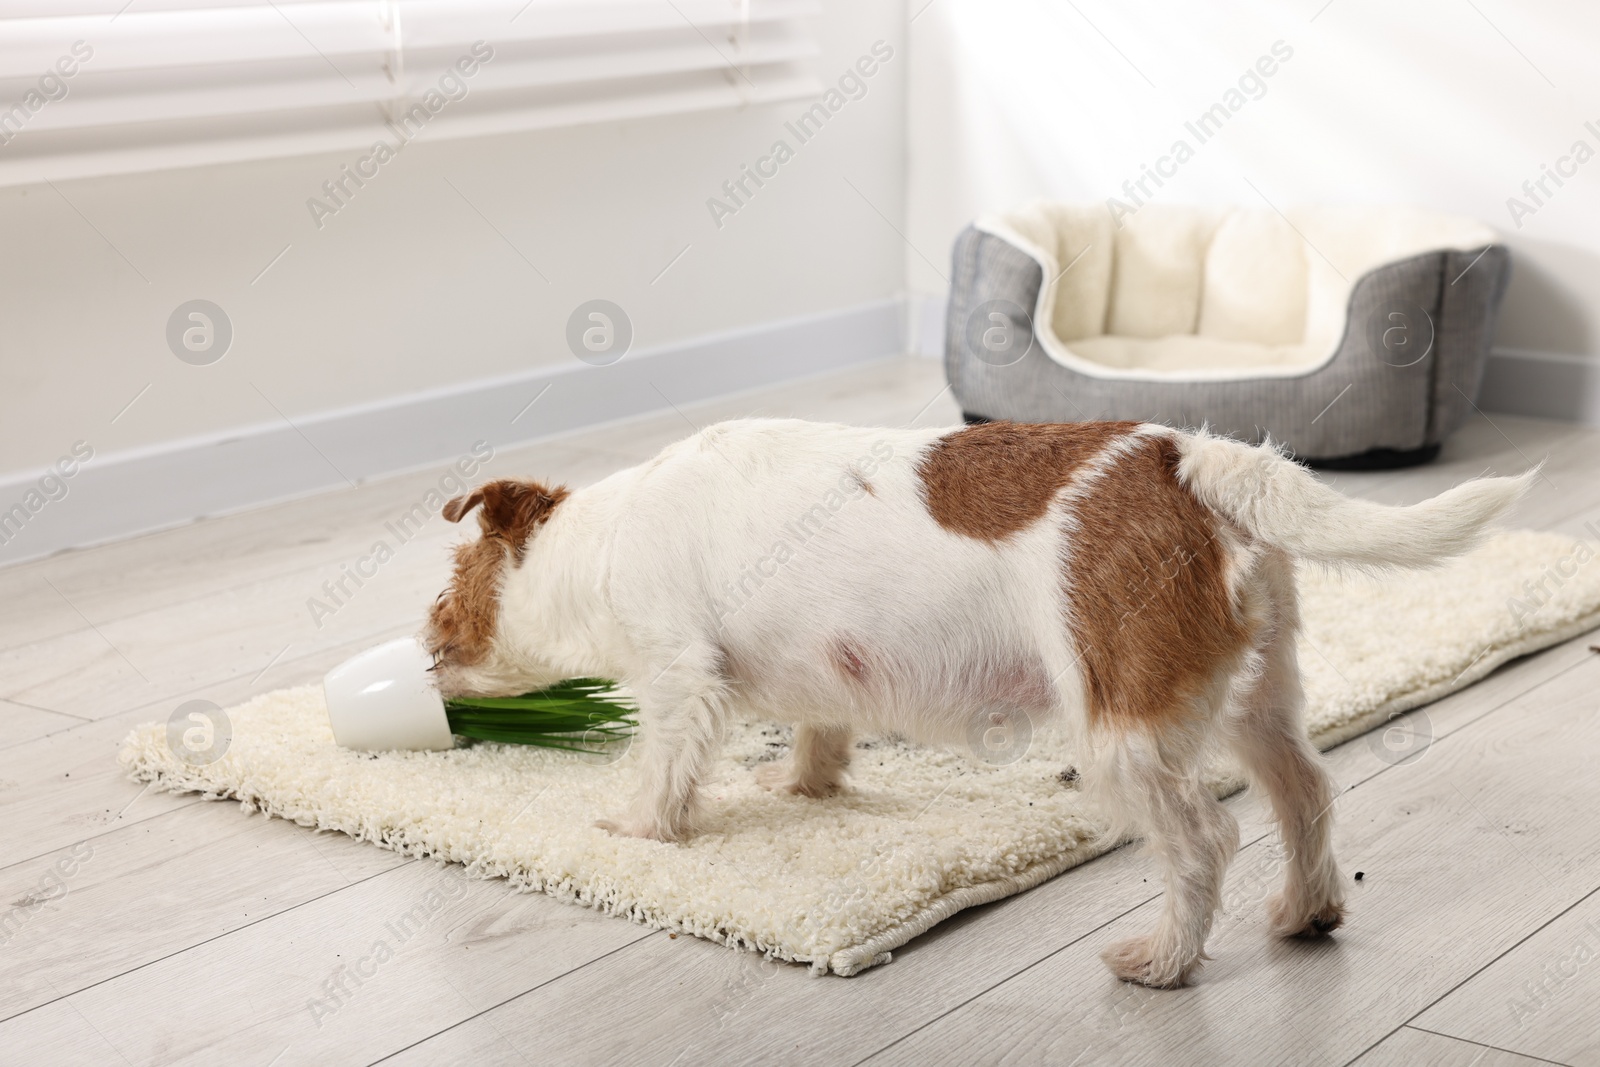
[381, 1016, 533, 1067]
[0, 858, 655, 1066]
[0, 799, 405, 1021]
[0, 548, 446, 718]
[1546, 500, 1600, 542]
[1413, 886, 1600, 1065]
[0, 699, 87, 748]
[0, 630, 395, 865]
[1352, 1026, 1569, 1067]
[1314, 412, 1581, 504]
[0, 580, 83, 666]
[1315, 414, 1600, 537]
[0, 999, 133, 1067]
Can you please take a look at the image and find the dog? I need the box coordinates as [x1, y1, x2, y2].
[423, 418, 1528, 987]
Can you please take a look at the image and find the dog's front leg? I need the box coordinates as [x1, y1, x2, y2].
[596, 658, 727, 842]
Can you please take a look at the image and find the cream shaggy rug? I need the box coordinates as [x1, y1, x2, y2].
[120, 529, 1600, 975]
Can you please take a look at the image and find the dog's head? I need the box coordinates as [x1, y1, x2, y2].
[423, 478, 569, 696]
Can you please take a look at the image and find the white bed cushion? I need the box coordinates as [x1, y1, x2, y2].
[1069, 334, 1318, 375]
[978, 201, 1497, 379]
[1196, 208, 1308, 346]
[1106, 204, 1222, 339]
[1040, 202, 1113, 342]
[1291, 204, 1498, 354]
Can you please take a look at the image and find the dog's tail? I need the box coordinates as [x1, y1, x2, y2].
[1173, 430, 1535, 570]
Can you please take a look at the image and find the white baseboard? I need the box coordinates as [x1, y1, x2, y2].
[908, 292, 947, 359]
[0, 299, 904, 565]
[1481, 348, 1600, 426]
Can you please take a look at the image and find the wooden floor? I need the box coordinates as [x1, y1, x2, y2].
[3, 356, 1599, 1067]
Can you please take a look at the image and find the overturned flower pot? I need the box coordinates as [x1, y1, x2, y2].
[324, 638, 636, 753]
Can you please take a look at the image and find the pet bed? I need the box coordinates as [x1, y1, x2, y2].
[945, 201, 1509, 467]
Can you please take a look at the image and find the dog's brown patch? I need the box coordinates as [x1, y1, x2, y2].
[442, 479, 569, 564]
[917, 421, 1138, 541]
[424, 479, 568, 669]
[1064, 435, 1252, 730]
[424, 538, 505, 671]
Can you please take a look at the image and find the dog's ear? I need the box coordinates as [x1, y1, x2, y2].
[443, 479, 570, 560]
[441, 488, 485, 523]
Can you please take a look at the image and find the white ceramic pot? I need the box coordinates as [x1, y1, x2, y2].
[324, 637, 455, 752]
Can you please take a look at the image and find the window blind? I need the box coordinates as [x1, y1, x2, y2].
[0, 0, 821, 186]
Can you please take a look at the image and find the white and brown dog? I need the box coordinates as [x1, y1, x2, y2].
[424, 418, 1527, 987]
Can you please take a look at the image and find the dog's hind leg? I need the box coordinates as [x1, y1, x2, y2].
[757, 722, 853, 797]
[1094, 720, 1240, 988]
[1224, 549, 1346, 938]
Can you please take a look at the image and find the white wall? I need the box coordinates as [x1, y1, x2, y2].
[0, 0, 908, 475]
[907, 0, 1600, 368]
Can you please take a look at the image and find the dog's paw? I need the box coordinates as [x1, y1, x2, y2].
[1267, 892, 1346, 939]
[594, 816, 675, 842]
[1100, 935, 1195, 989]
[755, 761, 840, 798]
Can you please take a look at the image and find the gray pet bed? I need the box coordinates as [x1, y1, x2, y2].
[944, 201, 1510, 467]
